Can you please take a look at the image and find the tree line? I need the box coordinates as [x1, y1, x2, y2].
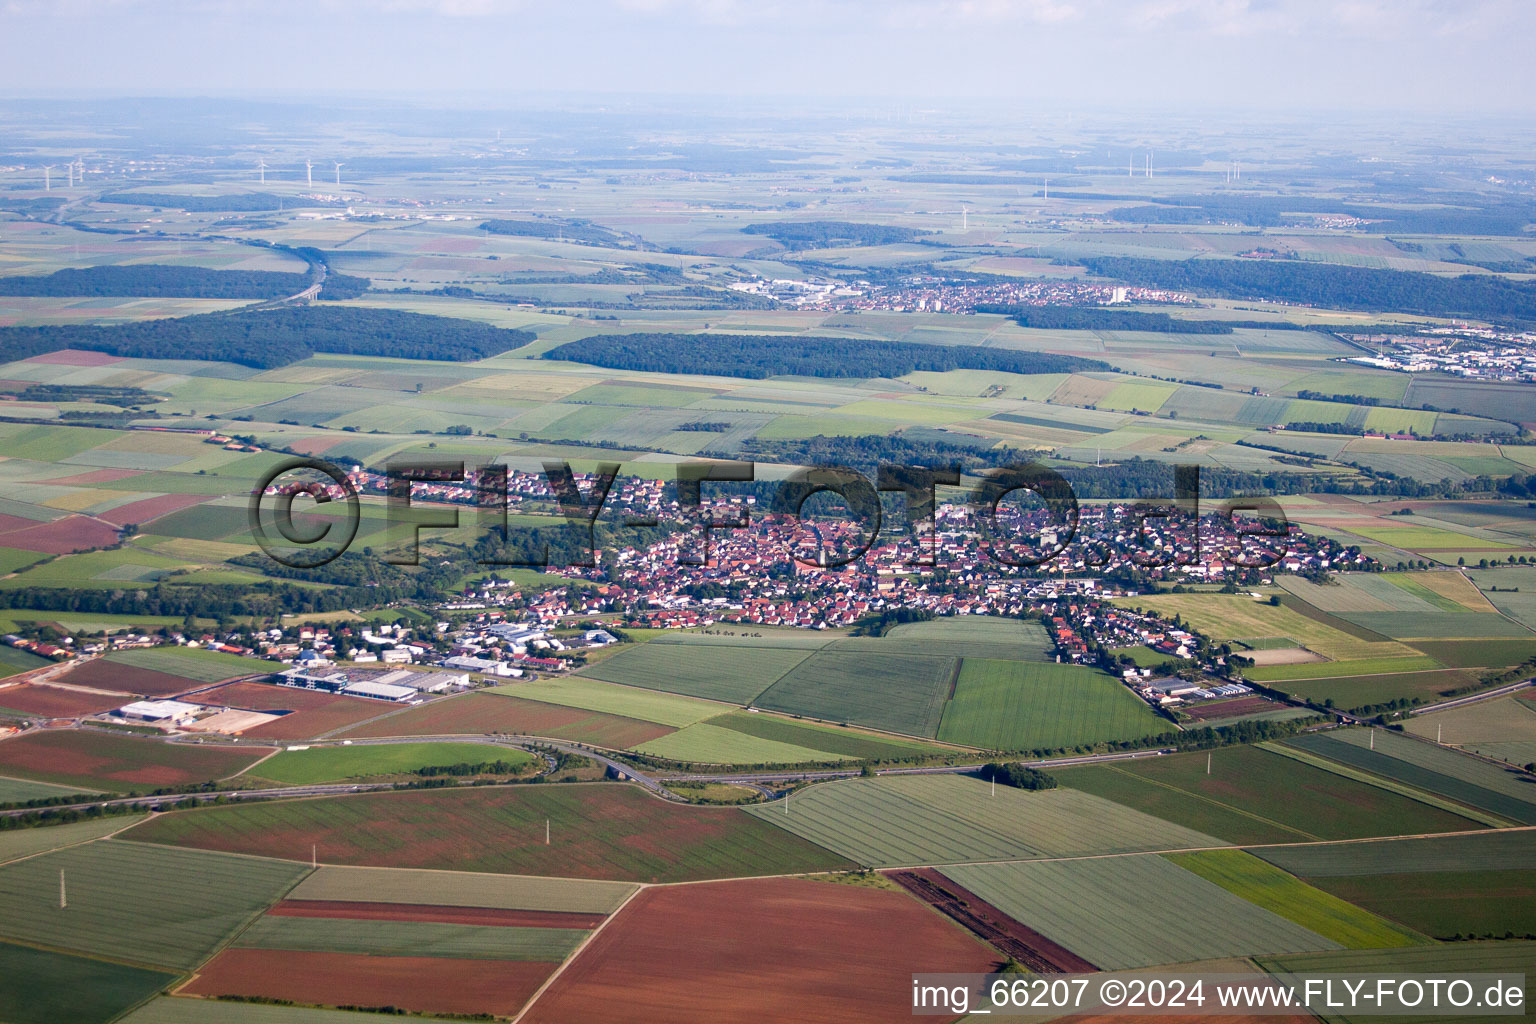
[742, 221, 933, 249]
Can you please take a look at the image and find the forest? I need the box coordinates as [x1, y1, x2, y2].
[543, 332, 1109, 379]
[97, 192, 332, 211]
[0, 265, 314, 300]
[480, 218, 626, 246]
[0, 306, 534, 369]
[742, 221, 933, 249]
[1077, 256, 1536, 321]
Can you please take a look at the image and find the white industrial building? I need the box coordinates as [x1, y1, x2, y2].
[117, 699, 202, 725]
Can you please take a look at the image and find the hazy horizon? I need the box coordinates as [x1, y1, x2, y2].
[0, 0, 1532, 115]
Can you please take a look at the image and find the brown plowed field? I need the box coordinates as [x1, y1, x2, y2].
[26, 349, 122, 365]
[891, 868, 1097, 973]
[269, 899, 608, 930]
[523, 876, 998, 1024]
[192, 681, 396, 740]
[1181, 697, 1284, 722]
[338, 691, 675, 748]
[57, 660, 197, 697]
[0, 729, 272, 791]
[0, 684, 127, 717]
[182, 949, 555, 1017]
[47, 468, 142, 486]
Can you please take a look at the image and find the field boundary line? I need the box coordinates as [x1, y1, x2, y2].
[1096, 763, 1319, 841]
[509, 881, 648, 1024]
[0, 812, 150, 867]
[1258, 740, 1516, 828]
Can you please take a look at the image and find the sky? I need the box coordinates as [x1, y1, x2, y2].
[0, 0, 1531, 114]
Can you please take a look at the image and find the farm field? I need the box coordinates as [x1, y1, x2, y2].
[1285, 729, 1536, 824]
[634, 721, 851, 764]
[1403, 694, 1536, 764]
[104, 646, 277, 684]
[1255, 941, 1536, 1023]
[1054, 745, 1482, 844]
[752, 648, 957, 737]
[0, 940, 175, 1024]
[288, 865, 637, 914]
[1307, 868, 1536, 939]
[936, 659, 1167, 751]
[0, 839, 309, 968]
[489, 677, 724, 728]
[125, 782, 855, 882]
[182, 949, 558, 1019]
[1164, 849, 1427, 948]
[0, 683, 131, 718]
[337, 691, 675, 747]
[195, 682, 398, 742]
[745, 773, 1223, 867]
[0, 813, 146, 864]
[119, 999, 467, 1024]
[232, 913, 588, 960]
[521, 876, 1000, 1024]
[705, 710, 949, 760]
[1253, 828, 1536, 877]
[941, 855, 1339, 970]
[1268, 667, 1485, 710]
[0, 729, 273, 791]
[246, 741, 535, 785]
[577, 640, 811, 704]
[54, 659, 208, 699]
[0, 771, 97, 803]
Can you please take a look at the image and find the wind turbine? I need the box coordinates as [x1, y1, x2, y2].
[73, 158, 85, 184]
[305, 158, 313, 187]
[42, 165, 55, 191]
[333, 162, 343, 186]
[961, 205, 968, 232]
[257, 159, 268, 185]
[1042, 177, 1049, 201]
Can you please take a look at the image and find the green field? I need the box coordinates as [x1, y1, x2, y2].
[0, 839, 309, 969]
[1307, 868, 1536, 939]
[0, 940, 176, 1024]
[1055, 745, 1482, 844]
[1286, 729, 1536, 824]
[1255, 941, 1536, 1023]
[707, 711, 947, 760]
[745, 773, 1222, 867]
[942, 855, 1339, 970]
[105, 646, 277, 683]
[1270, 668, 1485, 710]
[124, 782, 854, 883]
[1254, 829, 1536, 877]
[0, 773, 98, 804]
[288, 865, 636, 913]
[936, 659, 1167, 751]
[577, 640, 811, 704]
[634, 721, 850, 765]
[1403, 694, 1536, 764]
[1165, 849, 1427, 948]
[0, 814, 147, 865]
[490, 677, 724, 728]
[247, 742, 534, 785]
[752, 649, 957, 738]
[234, 914, 588, 960]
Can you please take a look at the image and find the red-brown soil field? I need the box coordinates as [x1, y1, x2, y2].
[97, 493, 208, 527]
[524, 877, 998, 1024]
[193, 681, 393, 740]
[0, 684, 128, 717]
[182, 949, 556, 1017]
[125, 783, 855, 882]
[1180, 697, 1284, 722]
[57, 660, 198, 697]
[47, 468, 142, 486]
[25, 349, 123, 365]
[269, 899, 608, 930]
[0, 729, 273, 791]
[338, 691, 675, 748]
[0, 515, 120, 554]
